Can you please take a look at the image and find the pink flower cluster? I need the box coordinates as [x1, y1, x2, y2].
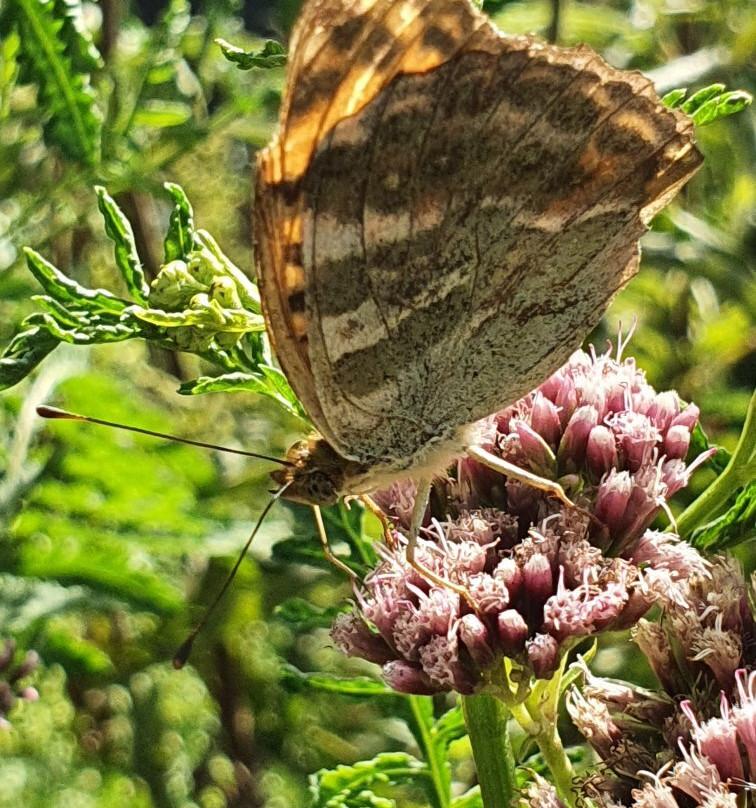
[332, 345, 712, 694]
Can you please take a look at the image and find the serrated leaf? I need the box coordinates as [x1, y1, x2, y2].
[216, 37, 286, 70]
[281, 664, 392, 696]
[25, 312, 135, 345]
[0, 325, 60, 390]
[179, 370, 306, 419]
[11, 0, 101, 165]
[163, 182, 194, 262]
[24, 247, 127, 313]
[690, 90, 752, 126]
[691, 480, 756, 551]
[127, 302, 264, 331]
[311, 752, 426, 808]
[96, 187, 150, 303]
[30, 295, 91, 327]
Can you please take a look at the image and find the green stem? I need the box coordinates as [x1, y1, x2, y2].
[531, 720, 575, 806]
[523, 673, 576, 807]
[462, 694, 516, 808]
[674, 388, 756, 538]
[408, 696, 450, 808]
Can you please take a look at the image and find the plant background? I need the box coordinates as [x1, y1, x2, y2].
[0, 0, 753, 806]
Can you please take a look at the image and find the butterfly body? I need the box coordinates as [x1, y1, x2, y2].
[271, 425, 479, 505]
[254, 0, 702, 508]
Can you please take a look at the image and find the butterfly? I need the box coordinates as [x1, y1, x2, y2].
[252, 0, 702, 579]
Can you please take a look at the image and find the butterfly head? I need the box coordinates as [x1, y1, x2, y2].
[272, 435, 365, 506]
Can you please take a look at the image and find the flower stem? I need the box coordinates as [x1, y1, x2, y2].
[407, 696, 451, 808]
[675, 388, 756, 538]
[462, 694, 516, 808]
[522, 675, 576, 807]
[530, 719, 575, 806]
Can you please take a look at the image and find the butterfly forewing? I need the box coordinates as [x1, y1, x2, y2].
[254, 0, 702, 480]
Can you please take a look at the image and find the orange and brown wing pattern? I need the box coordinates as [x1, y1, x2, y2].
[255, 0, 702, 468]
[255, 0, 491, 447]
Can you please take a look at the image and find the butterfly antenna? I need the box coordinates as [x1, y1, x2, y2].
[173, 481, 292, 669]
[36, 405, 292, 466]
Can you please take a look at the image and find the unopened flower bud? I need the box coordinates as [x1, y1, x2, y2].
[459, 614, 495, 667]
[557, 405, 598, 470]
[382, 661, 440, 695]
[497, 610, 529, 655]
[530, 392, 561, 448]
[586, 425, 618, 478]
[663, 424, 691, 459]
[521, 553, 554, 608]
[514, 420, 556, 476]
[330, 612, 396, 665]
[527, 633, 560, 678]
[670, 402, 700, 431]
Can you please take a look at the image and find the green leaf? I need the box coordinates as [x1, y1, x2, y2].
[271, 534, 349, 572]
[680, 83, 726, 114]
[433, 704, 467, 747]
[11, 0, 102, 166]
[0, 27, 21, 121]
[661, 88, 687, 109]
[24, 248, 127, 313]
[163, 182, 195, 262]
[95, 187, 150, 304]
[311, 752, 426, 808]
[690, 90, 752, 126]
[452, 790, 483, 808]
[259, 364, 307, 419]
[127, 303, 265, 331]
[179, 371, 305, 419]
[281, 664, 392, 696]
[23, 312, 135, 345]
[0, 325, 60, 390]
[664, 83, 753, 127]
[216, 37, 286, 70]
[691, 480, 756, 551]
[131, 100, 193, 127]
[274, 598, 346, 631]
[689, 421, 730, 474]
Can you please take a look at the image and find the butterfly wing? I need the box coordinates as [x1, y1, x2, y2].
[255, 0, 481, 447]
[255, 0, 702, 466]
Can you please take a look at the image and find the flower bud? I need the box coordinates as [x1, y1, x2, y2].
[382, 661, 440, 695]
[530, 392, 561, 448]
[557, 405, 598, 470]
[459, 614, 495, 667]
[497, 610, 529, 655]
[585, 425, 618, 478]
[527, 634, 560, 678]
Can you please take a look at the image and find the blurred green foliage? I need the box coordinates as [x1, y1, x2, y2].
[0, 0, 753, 806]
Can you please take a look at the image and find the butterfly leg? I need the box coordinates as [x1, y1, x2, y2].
[465, 445, 575, 508]
[405, 477, 471, 599]
[359, 494, 397, 548]
[312, 505, 358, 581]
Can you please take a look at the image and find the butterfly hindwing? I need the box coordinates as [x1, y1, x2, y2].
[254, 0, 702, 472]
